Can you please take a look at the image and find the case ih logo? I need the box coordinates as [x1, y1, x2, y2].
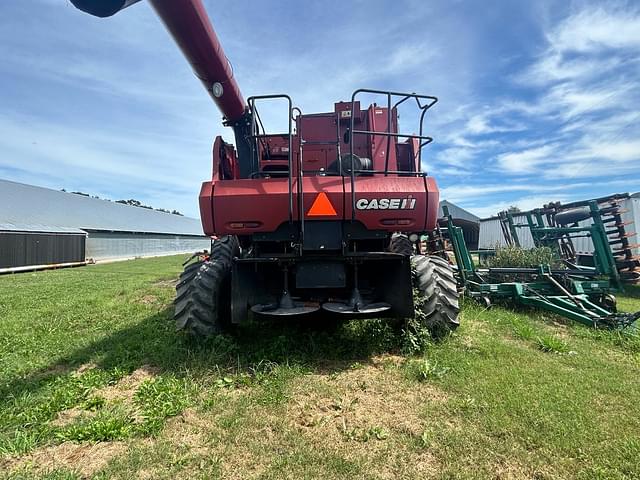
[356, 197, 417, 210]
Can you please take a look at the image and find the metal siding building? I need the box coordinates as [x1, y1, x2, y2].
[0, 179, 210, 268]
[0, 230, 86, 268]
[85, 231, 210, 260]
[478, 193, 640, 255]
[479, 215, 542, 249]
[438, 200, 481, 250]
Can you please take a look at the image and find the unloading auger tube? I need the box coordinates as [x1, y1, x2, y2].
[70, 0, 246, 123]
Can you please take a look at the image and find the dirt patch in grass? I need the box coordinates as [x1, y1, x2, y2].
[147, 361, 444, 479]
[173, 407, 271, 479]
[311, 354, 404, 376]
[2, 441, 127, 479]
[75, 362, 98, 375]
[370, 353, 406, 368]
[153, 279, 178, 288]
[291, 365, 446, 437]
[95, 365, 160, 403]
[287, 357, 447, 476]
[50, 406, 96, 427]
[138, 294, 159, 305]
[491, 457, 553, 480]
[145, 406, 268, 480]
[163, 408, 211, 453]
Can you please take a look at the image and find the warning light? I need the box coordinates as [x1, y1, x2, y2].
[307, 192, 337, 216]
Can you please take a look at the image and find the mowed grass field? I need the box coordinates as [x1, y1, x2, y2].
[0, 256, 639, 480]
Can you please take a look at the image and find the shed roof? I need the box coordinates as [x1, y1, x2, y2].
[0, 179, 205, 236]
[438, 200, 480, 223]
[0, 223, 87, 234]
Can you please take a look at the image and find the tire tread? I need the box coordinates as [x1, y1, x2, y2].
[173, 236, 239, 337]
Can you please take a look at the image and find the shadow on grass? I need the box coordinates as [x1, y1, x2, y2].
[1, 307, 403, 405]
[623, 284, 640, 299]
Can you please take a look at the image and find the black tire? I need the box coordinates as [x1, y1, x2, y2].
[174, 236, 239, 337]
[328, 154, 372, 175]
[589, 293, 617, 313]
[389, 233, 414, 255]
[411, 254, 460, 339]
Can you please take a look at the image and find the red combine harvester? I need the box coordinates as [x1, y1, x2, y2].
[71, 0, 460, 337]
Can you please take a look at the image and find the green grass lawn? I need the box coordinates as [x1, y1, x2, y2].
[0, 256, 639, 479]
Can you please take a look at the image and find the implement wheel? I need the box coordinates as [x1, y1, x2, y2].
[389, 233, 414, 255]
[174, 236, 239, 337]
[411, 255, 460, 339]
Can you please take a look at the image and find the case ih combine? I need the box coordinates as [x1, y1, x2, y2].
[71, 0, 460, 338]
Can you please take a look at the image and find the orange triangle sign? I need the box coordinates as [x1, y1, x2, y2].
[307, 192, 337, 216]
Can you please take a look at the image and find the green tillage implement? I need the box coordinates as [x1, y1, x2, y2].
[442, 206, 640, 329]
[498, 201, 623, 290]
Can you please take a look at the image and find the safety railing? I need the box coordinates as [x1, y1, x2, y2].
[247, 95, 294, 224]
[348, 89, 438, 220]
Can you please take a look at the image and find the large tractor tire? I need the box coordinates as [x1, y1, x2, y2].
[411, 254, 460, 338]
[389, 233, 414, 255]
[174, 236, 239, 337]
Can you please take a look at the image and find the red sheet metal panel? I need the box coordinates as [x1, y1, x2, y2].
[344, 176, 434, 232]
[199, 182, 215, 235]
[203, 175, 438, 236]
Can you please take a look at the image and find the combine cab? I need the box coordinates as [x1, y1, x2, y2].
[71, 0, 460, 337]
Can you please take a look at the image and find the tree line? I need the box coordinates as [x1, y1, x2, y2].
[60, 189, 184, 216]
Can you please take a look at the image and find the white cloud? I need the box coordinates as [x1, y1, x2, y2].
[465, 112, 525, 135]
[544, 162, 640, 179]
[492, 137, 640, 180]
[549, 8, 640, 53]
[520, 8, 640, 86]
[444, 4, 640, 187]
[526, 53, 623, 85]
[496, 145, 557, 174]
[426, 5, 640, 214]
[545, 81, 635, 120]
[0, 114, 208, 215]
[440, 181, 596, 203]
[435, 147, 475, 168]
[441, 178, 640, 215]
[570, 139, 640, 163]
[465, 195, 571, 219]
[542, 137, 640, 179]
[435, 166, 473, 177]
[386, 43, 438, 74]
[513, 6, 640, 121]
[465, 114, 492, 135]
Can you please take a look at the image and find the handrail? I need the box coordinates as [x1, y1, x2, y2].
[247, 95, 294, 224]
[348, 88, 438, 221]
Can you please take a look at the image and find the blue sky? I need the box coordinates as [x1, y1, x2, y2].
[1, 0, 639, 219]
